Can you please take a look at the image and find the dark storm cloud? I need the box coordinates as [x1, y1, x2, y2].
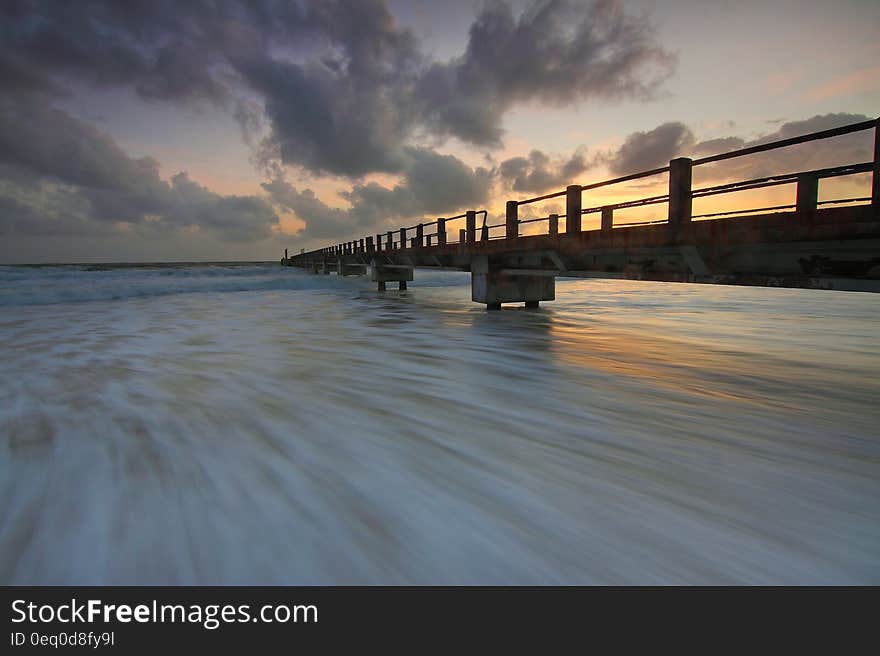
[0, 94, 279, 241]
[606, 121, 694, 175]
[1, 0, 675, 244]
[499, 148, 592, 193]
[1, 0, 673, 178]
[416, 0, 676, 145]
[262, 147, 492, 240]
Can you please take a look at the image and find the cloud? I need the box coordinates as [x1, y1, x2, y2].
[417, 0, 675, 146]
[701, 113, 874, 179]
[0, 94, 279, 241]
[263, 147, 492, 240]
[1, 0, 674, 178]
[604, 113, 874, 180]
[499, 148, 592, 193]
[805, 66, 880, 101]
[606, 121, 694, 175]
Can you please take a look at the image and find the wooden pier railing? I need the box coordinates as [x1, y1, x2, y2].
[287, 117, 879, 266]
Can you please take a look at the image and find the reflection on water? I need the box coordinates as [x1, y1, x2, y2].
[0, 265, 878, 583]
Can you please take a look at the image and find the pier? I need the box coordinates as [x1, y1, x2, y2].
[284, 118, 880, 308]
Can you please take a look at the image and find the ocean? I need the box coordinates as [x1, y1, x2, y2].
[1, 263, 878, 584]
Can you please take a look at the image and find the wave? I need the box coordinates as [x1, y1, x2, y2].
[0, 264, 470, 306]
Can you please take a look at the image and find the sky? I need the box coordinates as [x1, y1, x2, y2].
[0, 0, 878, 263]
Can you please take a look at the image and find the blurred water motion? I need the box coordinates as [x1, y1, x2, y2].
[0, 264, 878, 584]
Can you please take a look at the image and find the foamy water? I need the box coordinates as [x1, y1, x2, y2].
[1, 263, 878, 584]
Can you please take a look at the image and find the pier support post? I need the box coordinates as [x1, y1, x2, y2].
[366, 236, 374, 254]
[549, 214, 558, 236]
[873, 121, 880, 207]
[668, 157, 693, 235]
[416, 223, 424, 248]
[566, 185, 582, 235]
[466, 210, 476, 244]
[601, 207, 614, 234]
[796, 173, 819, 213]
[387, 231, 394, 250]
[438, 218, 446, 245]
[400, 228, 406, 250]
[471, 254, 556, 310]
[506, 200, 519, 239]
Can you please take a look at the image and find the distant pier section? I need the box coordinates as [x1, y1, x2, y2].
[283, 117, 880, 308]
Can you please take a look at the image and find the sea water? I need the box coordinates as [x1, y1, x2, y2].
[1, 263, 878, 584]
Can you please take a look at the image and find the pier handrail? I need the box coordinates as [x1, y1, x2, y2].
[289, 116, 879, 263]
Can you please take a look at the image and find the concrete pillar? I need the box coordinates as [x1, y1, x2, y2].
[549, 214, 558, 236]
[796, 174, 819, 213]
[566, 185, 582, 234]
[506, 200, 519, 239]
[466, 210, 476, 244]
[437, 218, 446, 245]
[371, 260, 414, 291]
[470, 255, 555, 310]
[416, 223, 424, 248]
[601, 207, 614, 234]
[668, 157, 693, 230]
[340, 262, 367, 276]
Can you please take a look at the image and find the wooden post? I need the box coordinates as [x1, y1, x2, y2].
[400, 227, 406, 250]
[601, 207, 614, 234]
[437, 218, 446, 245]
[872, 121, 879, 207]
[366, 236, 374, 253]
[376, 234, 382, 251]
[466, 210, 476, 243]
[796, 173, 819, 213]
[359, 238, 365, 253]
[459, 228, 466, 243]
[427, 234, 433, 246]
[668, 157, 693, 230]
[506, 200, 519, 239]
[566, 185, 582, 234]
[416, 223, 424, 248]
[549, 214, 558, 236]
[387, 231, 394, 250]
